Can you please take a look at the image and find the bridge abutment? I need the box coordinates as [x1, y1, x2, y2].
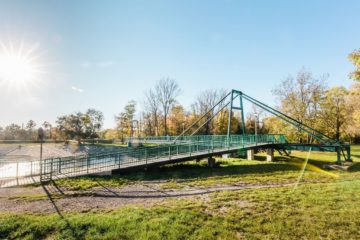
[266, 148, 274, 162]
[247, 149, 254, 160]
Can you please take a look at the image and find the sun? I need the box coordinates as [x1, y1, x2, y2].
[0, 41, 43, 91]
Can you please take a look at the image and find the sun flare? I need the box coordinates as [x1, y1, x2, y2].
[0, 41, 43, 91]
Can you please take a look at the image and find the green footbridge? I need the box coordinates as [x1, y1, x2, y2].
[0, 90, 351, 187]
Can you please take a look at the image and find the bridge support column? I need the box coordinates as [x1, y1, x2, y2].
[208, 157, 216, 168]
[247, 149, 254, 160]
[266, 148, 274, 162]
[336, 147, 342, 165]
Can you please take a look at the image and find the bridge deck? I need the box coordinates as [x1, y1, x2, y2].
[0, 134, 347, 188]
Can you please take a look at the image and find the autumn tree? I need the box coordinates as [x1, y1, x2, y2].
[144, 88, 160, 136]
[84, 108, 104, 139]
[168, 104, 187, 135]
[349, 49, 360, 81]
[115, 100, 136, 142]
[56, 109, 104, 144]
[344, 83, 360, 143]
[3, 124, 22, 140]
[56, 112, 86, 144]
[155, 78, 180, 135]
[272, 69, 327, 143]
[102, 129, 119, 140]
[191, 89, 227, 135]
[214, 109, 239, 135]
[319, 87, 348, 141]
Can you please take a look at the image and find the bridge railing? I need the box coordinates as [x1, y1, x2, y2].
[126, 134, 286, 144]
[40, 134, 284, 181]
[0, 134, 285, 186]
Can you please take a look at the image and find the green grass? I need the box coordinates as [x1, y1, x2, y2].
[53, 146, 360, 191]
[1, 179, 359, 239]
[1, 146, 359, 239]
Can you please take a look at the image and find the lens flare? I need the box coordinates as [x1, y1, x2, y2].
[0, 41, 44, 93]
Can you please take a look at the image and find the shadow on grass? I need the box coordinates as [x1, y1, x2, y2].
[54, 155, 342, 187]
[41, 183, 81, 239]
[97, 159, 302, 183]
[348, 163, 360, 172]
[93, 179, 214, 199]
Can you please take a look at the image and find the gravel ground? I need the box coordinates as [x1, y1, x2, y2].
[0, 181, 290, 214]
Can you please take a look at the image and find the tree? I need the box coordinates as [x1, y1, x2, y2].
[348, 49, 360, 81]
[26, 120, 37, 140]
[168, 104, 187, 135]
[214, 109, 239, 135]
[115, 101, 136, 142]
[3, 124, 22, 140]
[191, 89, 227, 135]
[344, 83, 360, 143]
[56, 112, 86, 144]
[144, 88, 160, 136]
[319, 87, 348, 141]
[26, 120, 37, 130]
[155, 78, 180, 135]
[102, 129, 119, 140]
[272, 69, 327, 143]
[84, 108, 104, 139]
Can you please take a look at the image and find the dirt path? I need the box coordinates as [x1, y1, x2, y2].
[0, 181, 291, 214]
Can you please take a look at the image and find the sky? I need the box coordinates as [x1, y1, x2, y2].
[0, 0, 359, 129]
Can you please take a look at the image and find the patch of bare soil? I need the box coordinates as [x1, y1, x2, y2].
[0, 182, 290, 214]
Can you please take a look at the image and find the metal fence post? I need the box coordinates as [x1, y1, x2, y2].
[50, 158, 53, 180]
[145, 149, 148, 167]
[169, 145, 171, 160]
[118, 153, 121, 168]
[59, 158, 62, 173]
[30, 161, 33, 177]
[16, 161, 19, 186]
[73, 158, 76, 175]
[87, 155, 90, 174]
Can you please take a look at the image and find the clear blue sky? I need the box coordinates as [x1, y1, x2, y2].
[0, 0, 359, 129]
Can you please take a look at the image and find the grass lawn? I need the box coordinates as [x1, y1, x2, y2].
[0, 146, 359, 239]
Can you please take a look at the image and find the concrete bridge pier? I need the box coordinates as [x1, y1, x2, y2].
[266, 148, 274, 162]
[208, 157, 216, 168]
[247, 149, 254, 160]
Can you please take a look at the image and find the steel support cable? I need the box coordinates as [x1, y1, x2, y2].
[190, 94, 240, 137]
[190, 98, 233, 137]
[241, 92, 338, 144]
[241, 94, 338, 145]
[241, 94, 331, 144]
[173, 91, 232, 142]
[242, 93, 337, 143]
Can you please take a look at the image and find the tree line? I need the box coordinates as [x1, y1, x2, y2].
[1, 49, 360, 143]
